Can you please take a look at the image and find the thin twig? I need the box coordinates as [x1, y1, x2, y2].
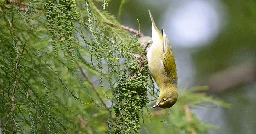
[4, 14, 27, 132]
[121, 25, 144, 37]
[4, 0, 28, 12]
[184, 105, 196, 134]
[3, 16, 18, 130]
[77, 114, 87, 128]
[1, 0, 43, 12]
[76, 62, 110, 113]
[104, 21, 144, 37]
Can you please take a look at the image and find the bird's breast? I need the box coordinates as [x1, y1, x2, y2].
[147, 41, 165, 80]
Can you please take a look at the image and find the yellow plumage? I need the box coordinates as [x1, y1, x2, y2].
[147, 10, 178, 108]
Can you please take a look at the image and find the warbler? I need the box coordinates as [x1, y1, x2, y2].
[147, 10, 178, 108]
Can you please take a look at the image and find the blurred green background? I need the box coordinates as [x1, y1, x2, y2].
[106, 0, 256, 133]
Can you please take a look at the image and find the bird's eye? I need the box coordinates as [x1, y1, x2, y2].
[146, 40, 153, 48]
[161, 29, 164, 35]
[162, 98, 167, 101]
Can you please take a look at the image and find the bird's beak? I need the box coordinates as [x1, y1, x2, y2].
[152, 102, 160, 108]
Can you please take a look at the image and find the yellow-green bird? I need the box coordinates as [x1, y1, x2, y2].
[147, 10, 178, 108]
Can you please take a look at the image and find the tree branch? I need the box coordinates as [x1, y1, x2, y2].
[105, 21, 144, 37]
[208, 60, 256, 93]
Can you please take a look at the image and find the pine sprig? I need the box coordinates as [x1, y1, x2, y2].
[0, 0, 228, 133]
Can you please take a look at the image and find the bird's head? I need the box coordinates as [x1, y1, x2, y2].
[153, 88, 178, 108]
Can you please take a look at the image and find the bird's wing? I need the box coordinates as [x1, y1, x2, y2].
[162, 32, 177, 84]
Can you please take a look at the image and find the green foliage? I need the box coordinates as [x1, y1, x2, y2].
[45, 0, 78, 67]
[108, 56, 150, 133]
[0, 0, 227, 133]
